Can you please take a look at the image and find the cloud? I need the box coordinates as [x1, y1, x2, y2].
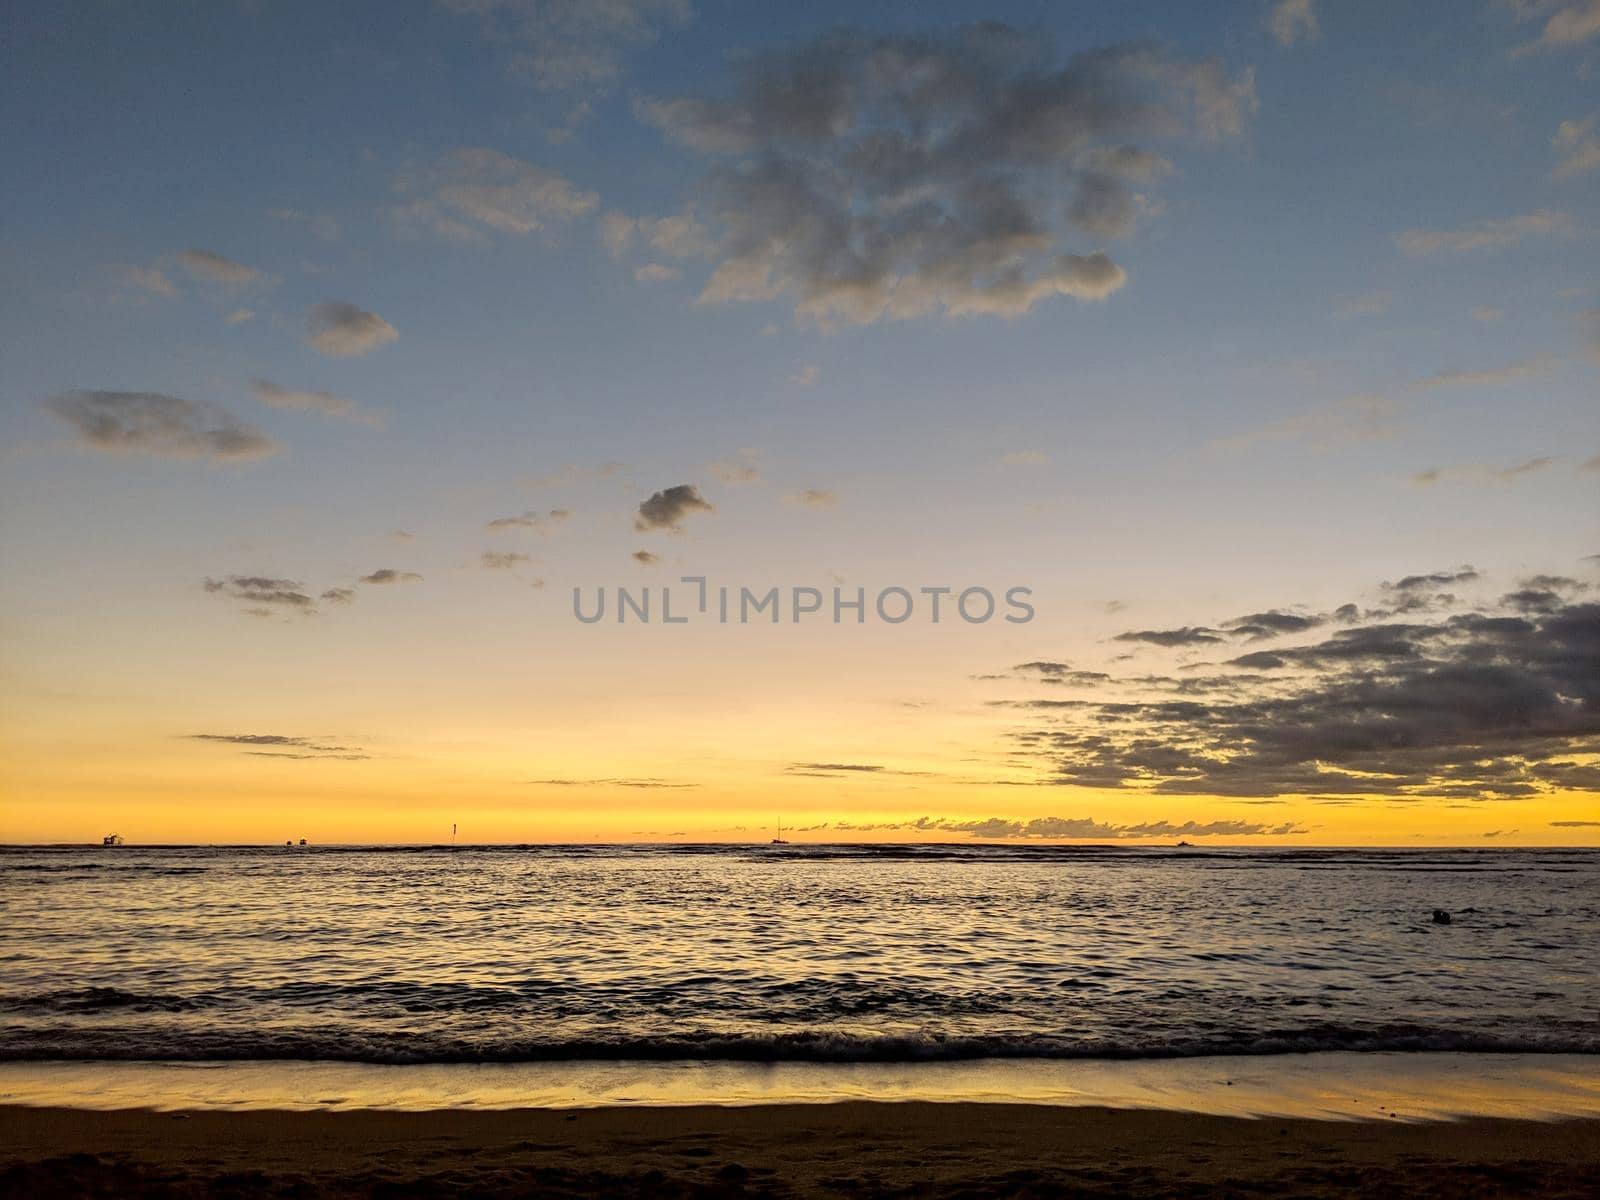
[177, 249, 261, 285]
[1212, 394, 1397, 453]
[1385, 569, 1480, 592]
[486, 508, 570, 532]
[788, 364, 820, 387]
[1114, 626, 1224, 647]
[46, 391, 279, 462]
[204, 576, 317, 612]
[359, 569, 422, 584]
[784, 488, 838, 509]
[320, 587, 356, 604]
[305, 302, 398, 357]
[1394, 210, 1575, 255]
[528, 777, 697, 788]
[268, 208, 342, 242]
[1336, 290, 1391, 317]
[1267, 0, 1320, 47]
[225, 308, 255, 325]
[599, 209, 714, 258]
[1410, 354, 1560, 390]
[189, 733, 368, 761]
[480, 551, 532, 569]
[785, 761, 931, 778]
[632, 549, 660, 565]
[249, 379, 382, 427]
[389, 148, 598, 243]
[1412, 456, 1556, 486]
[1001, 450, 1051, 466]
[1471, 306, 1506, 322]
[828, 814, 1302, 839]
[439, 0, 692, 92]
[707, 448, 762, 485]
[1554, 114, 1600, 177]
[634, 263, 680, 282]
[991, 575, 1600, 800]
[1511, 0, 1600, 53]
[114, 265, 179, 300]
[635, 483, 713, 531]
[637, 27, 1253, 326]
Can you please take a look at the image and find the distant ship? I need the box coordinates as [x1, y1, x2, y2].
[770, 820, 788, 845]
[1175, 840, 1193, 848]
[101, 834, 124, 846]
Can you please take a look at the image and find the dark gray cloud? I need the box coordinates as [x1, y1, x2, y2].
[204, 576, 317, 612]
[632, 549, 661, 565]
[46, 390, 279, 462]
[636, 483, 713, 531]
[188, 733, 369, 761]
[1224, 610, 1326, 640]
[637, 26, 1254, 326]
[486, 508, 571, 532]
[1012, 661, 1112, 686]
[360, 569, 422, 585]
[320, 587, 356, 604]
[1114, 626, 1224, 647]
[306, 301, 398, 357]
[991, 577, 1600, 800]
[828, 814, 1303, 839]
[528, 777, 697, 788]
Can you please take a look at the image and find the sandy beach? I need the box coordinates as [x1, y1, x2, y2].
[3, 1103, 1597, 1198]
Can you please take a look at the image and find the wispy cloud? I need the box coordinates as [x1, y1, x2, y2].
[1266, 0, 1320, 47]
[1410, 354, 1561, 390]
[46, 391, 279, 462]
[359, 569, 422, 585]
[1412, 456, 1556, 485]
[1554, 114, 1600, 177]
[188, 733, 369, 761]
[486, 508, 570, 533]
[249, 379, 383, 427]
[480, 551, 532, 569]
[527, 777, 697, 788]
[389, 148, 598, 244]
[177, 248, 260, 285]
[1394, 209, 1575, 255]
[439, 0, 693, 92]
[784, 488, 838, 510]
[306, 302, 398, 357]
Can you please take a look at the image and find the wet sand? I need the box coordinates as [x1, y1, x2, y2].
[3, 1103, 1598, 1198]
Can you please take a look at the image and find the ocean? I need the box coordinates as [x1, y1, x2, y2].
[3, 844, 1597, 1066]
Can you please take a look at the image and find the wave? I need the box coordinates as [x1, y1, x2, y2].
[2, 1025, 1595, 1064]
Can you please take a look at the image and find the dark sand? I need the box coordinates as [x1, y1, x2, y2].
[3, 1104, 1597, 1198]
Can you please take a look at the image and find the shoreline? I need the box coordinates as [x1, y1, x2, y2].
[2, 1051, 1598, 1120]
[4, 1102, 1598, 1198]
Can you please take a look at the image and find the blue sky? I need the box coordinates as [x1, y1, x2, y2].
[2, 0, 1597, 843]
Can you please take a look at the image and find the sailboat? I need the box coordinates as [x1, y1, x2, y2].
[770, 819, 788, 845]
[101, 833, 124, 846]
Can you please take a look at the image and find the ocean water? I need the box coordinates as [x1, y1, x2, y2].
[2, 844, 1596, 1064]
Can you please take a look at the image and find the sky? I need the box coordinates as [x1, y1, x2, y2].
[1, 0, 1597, 846]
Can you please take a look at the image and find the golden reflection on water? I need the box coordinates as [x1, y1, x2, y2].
[2, 1054, 1598, 1121]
